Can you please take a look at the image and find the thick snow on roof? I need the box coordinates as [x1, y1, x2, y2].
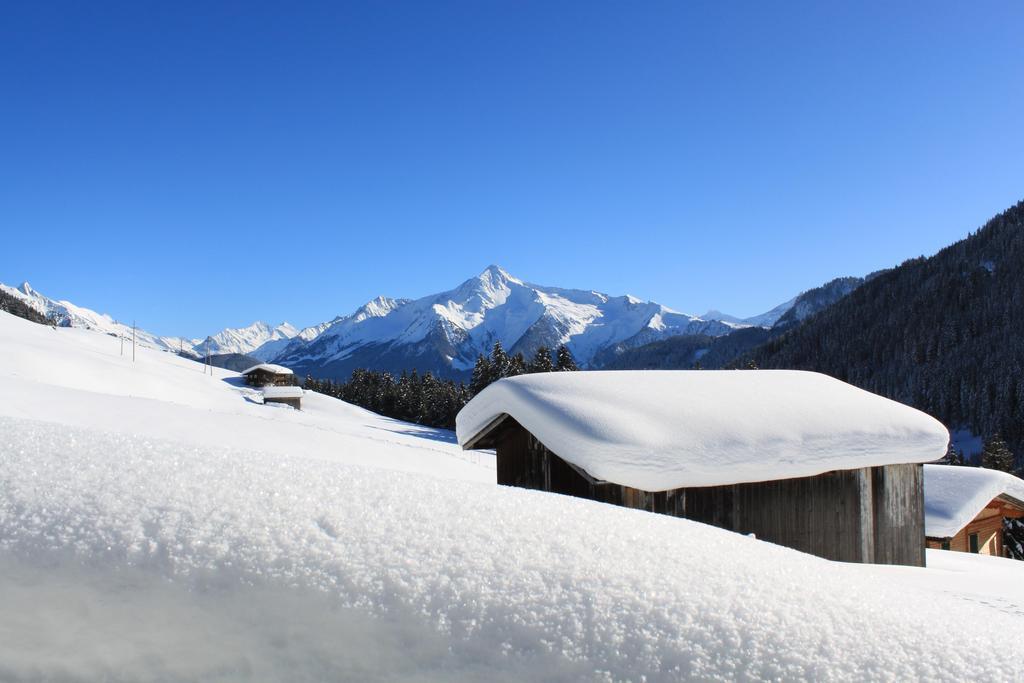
[924, 464, 1024, 537]
[457, 370, 950, 490]
[262, 385, 304, 399]
[240, 362, 294, 375]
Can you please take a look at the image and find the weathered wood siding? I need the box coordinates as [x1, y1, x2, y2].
[244, 370, 293, 387]
[492, 418, 925, 566]
[264, 396, 301, 410]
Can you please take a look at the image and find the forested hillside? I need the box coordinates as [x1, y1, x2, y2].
[743, 200, 1024, 460]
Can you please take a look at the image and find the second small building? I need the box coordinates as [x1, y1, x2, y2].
[241, 363, 295, 387]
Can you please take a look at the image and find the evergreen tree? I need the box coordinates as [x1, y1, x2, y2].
[506, 352, 527, 377]
[469, 354, 493, 396]
[1004, 519, 1024, 561]
[528, 346, 555, 373]
[981, 434, 1016, 472]
[940, 442, 965, 466]
[555, 345, 578, 372]
[490, 341, 510, 378]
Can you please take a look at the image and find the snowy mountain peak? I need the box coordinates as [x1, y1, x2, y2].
[352, 296, 404, 322]
[481, 264, 515, 281]
[272, 267, 743, 379]
[18, 281, 36, 297]
[194, 320, 302, 359]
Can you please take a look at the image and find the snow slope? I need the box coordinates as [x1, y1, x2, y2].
[457, 370, 950, 490]
[2, 311, 1024, 681]
[0, 311, 490, 480]
[924, 464, 1024, 537]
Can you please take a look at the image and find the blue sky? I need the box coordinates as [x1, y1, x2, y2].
[2, 2, 1022, 337]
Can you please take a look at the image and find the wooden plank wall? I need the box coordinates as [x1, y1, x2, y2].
[494, 420, 925, 566]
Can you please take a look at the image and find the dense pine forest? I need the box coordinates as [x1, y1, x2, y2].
[304, 342, 578, 429]
[740, 200, 1024, 464]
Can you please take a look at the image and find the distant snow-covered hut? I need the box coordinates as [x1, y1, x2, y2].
[457, 370, 950, 566]
[262, 385, 303, 410]
[241, 363, 294, 387]
[924, 464, 1024, 556]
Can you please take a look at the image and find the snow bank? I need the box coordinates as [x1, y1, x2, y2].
[924, 464, 1024, 537]
[458, 370, 950, 490]
[3, 414, 1024, 681]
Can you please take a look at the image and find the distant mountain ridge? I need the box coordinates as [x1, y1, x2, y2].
[0, 281, 199, 353]
[193, 321, 300, 361]
[0, 266, 844, 380]
[599, 275, 867, 370]
[270, 265, 748, 380]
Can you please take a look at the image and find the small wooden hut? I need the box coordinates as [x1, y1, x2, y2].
[924, 464, 1024, 556]
[262, 385, 303, 410]
[457, 370, 950, 566]
[241, 363, 294, 387]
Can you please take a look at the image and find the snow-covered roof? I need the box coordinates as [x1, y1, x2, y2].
[261, 386, 303, 399]
[240, 363, 294, 376]
[456, 370, 950, 491]
[924, 464, 1024, 538]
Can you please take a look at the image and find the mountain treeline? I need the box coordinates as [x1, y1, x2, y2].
[739, 200, 1024, 463]
[0, 289, 53, 326]
[304, 343, 578, 429]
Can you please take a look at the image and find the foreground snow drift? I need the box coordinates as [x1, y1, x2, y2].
[2, 311, 1024, 681]
[3, 416, 1024, 681]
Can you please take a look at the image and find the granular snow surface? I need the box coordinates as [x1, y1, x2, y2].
[3, 416, 1024, 682]
[1, 311, 1024, 681]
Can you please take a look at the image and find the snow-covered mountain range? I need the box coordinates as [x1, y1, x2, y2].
[1, 266, 853, 379]
[269, 266, 750, 379]
[194, 321, 300, 361]
[0, 281, 200, 353]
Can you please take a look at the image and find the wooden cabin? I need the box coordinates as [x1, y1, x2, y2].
[241, 363, 295, 387]
[924, 464, 1024, 556]
[457, 370, 951, 566]
[262, 385, 303, 409]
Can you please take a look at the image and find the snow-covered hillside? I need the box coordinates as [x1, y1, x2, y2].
[0, 281, 199, 353]
[273, 265, 743, 379]
[2, 310, 1024, 680]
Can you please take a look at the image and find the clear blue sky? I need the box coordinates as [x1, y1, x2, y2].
[2, 2, 1022, 337]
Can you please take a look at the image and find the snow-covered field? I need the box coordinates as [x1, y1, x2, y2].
[1, 311, 1023, 682]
